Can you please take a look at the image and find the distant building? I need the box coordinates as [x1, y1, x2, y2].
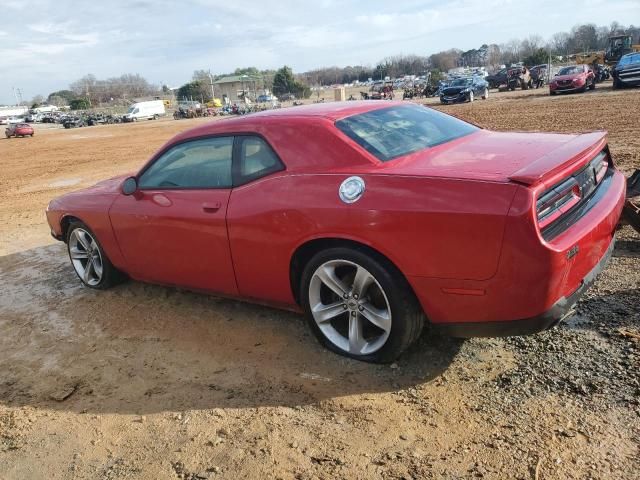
[0, 106, 28, 116]
[213, 75, 262, 103]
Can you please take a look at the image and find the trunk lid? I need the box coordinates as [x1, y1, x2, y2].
[376, 130, 607, 185]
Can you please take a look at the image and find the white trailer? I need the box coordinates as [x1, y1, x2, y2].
[123, 100, 166, 122]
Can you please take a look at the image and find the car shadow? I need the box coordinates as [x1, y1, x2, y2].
[0, 244, 462, 415]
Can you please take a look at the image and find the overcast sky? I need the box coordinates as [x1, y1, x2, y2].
[1, 0, 638, 104]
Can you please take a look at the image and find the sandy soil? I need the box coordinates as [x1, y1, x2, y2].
[0, 83, 638, 479]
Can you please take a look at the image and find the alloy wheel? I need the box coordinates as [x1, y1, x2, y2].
[308, 259, 392, 355]
[68, 228, 104, 286]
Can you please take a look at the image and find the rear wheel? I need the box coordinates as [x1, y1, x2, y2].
[468, 91, 474, 102]
[301, 247, 424, 363]
[66, 221, 125, 289]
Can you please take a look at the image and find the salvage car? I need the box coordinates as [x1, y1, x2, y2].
[506, 66, 531, 90]
[485, 68, 508, 89]
[46, 102, 626, 362]
[5, 123, 34, 138]
[612, 52, 640, 89]
[440, 77, 489, 104]
[549, 65, 596, 95]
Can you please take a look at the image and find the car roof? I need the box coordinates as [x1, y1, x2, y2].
[171, 101, 413, 143]
[245, 100, 402, 121]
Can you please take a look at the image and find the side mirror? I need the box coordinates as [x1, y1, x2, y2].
[122, 176, 138, 195]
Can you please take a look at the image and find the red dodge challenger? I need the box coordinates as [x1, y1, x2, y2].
[46, 102, 625, 362]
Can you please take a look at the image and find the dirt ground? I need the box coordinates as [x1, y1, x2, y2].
[0, 83, 638, 480]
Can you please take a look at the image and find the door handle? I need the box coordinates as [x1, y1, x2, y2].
[202, 202, 221, 213]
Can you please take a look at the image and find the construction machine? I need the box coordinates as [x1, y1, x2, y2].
[574, 34, 640, 68]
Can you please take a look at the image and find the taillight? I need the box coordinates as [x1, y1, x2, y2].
[536, 177, 582, 229]
[590, 151, 608, 183]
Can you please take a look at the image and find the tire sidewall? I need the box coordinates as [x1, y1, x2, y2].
[300, 247, 422, 363]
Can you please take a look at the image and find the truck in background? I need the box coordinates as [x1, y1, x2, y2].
[122, 100, 166, 122]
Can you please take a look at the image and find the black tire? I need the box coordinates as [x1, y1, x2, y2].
[300, 247, 425, 363]
[66, 220, 126, 289]
[588, 79, 595, 90]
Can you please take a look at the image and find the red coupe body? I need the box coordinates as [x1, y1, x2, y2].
[5, 123, 34, 138]
[549, 64, 595, 94]
[47, 101, 625, 346]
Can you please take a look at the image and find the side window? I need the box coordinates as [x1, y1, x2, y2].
[139, 137, 233, 189]
[237, 136, 283, 184]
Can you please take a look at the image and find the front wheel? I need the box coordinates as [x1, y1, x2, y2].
[301, 247, 424, 363]
[66, 221, 125, 289]
[468, 91, 474, 102]
[588, 79, 596, 90]
[482, 88, 489, 100]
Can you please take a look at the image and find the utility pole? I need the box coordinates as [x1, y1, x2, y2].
[209, 70, 215, 101]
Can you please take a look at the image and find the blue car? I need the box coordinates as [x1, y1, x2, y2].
[440, 77, 489, 104]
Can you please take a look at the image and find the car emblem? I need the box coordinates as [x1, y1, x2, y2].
[339, 176, 365, 204]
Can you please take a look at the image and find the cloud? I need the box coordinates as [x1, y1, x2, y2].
[0, 0, 639, 104]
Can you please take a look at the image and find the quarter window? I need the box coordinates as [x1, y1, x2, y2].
[139, 137, 233, 189]
[236, 136, 283, 184]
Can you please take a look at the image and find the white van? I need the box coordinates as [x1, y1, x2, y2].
[123, 100, 166, 122]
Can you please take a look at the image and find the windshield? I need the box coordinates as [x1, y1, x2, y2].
[618, 53, 640, 67]
[558, 66, 583, 75]
[451, 78, 472, 86]
[335, 104, 478, 162]
[127, 106, 135, 113]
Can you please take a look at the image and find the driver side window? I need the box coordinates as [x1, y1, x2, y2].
[139, 137, 233, 189]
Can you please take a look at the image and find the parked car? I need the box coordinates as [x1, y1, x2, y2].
[593, 64, 610, 83]
[0, 117, 8, 125]
[46, 102, 625, 362]
[5, 123, 34, 138]
[278, 93, 296, 102]
[529, 65, 548, 88]
[440, 77, 489, 104]
[612, 52, 640, 89]
[549, 65, 596, 95]
[25, 113, 42, 123]
[506, 66, 531, 90]
[485, 68, 508, 89]
[257, 94, 276, 103]
[63, 117, 86, 129]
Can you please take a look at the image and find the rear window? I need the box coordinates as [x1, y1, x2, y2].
[335, 104, 478, 161]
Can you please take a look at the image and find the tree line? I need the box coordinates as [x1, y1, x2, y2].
[301, 21, 639, 85]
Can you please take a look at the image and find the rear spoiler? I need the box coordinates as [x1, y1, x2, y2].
[509, 131, 608, 186]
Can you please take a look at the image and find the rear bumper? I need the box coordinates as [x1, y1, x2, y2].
[407, 168, 625, 331]
[435, 237, 614, 337]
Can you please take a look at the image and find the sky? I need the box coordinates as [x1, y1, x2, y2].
[1, 0, 639, 104]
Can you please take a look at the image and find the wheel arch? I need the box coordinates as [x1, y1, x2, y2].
[59, 214, 84, 242]
[289, 236, 417, 308]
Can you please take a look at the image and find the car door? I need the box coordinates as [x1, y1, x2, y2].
[109, 135, 238, 295]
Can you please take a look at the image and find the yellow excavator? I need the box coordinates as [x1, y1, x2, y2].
[574, 34, 640, 66]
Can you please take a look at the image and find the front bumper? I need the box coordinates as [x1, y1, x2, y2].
[435, 237, 615, 338]
[440, 93, 467, 104]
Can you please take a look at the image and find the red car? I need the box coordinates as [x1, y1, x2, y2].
[46, 102, 625, 362]
[5, 123, 34, 138]
[549, 65, 596, 95]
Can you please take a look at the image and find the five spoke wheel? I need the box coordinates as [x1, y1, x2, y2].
[309, 259, 392, 356]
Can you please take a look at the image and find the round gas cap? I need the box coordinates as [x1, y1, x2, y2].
[339, 176, 365, 204]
